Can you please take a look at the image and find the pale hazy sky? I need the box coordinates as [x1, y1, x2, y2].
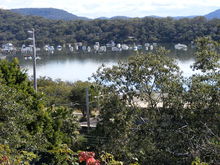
[1, 0, 220, 18]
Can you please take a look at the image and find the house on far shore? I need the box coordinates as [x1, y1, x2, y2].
[1, 43, 16, 53]
[174, 43, 188, 51]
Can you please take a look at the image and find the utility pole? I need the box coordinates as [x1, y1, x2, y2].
[28, 28, 37, 92]
[86, 88, 90, 132]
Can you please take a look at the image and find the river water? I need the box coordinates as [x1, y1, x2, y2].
[10, 47, 197, 82]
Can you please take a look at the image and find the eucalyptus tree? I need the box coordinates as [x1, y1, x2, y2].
[184, 37, 220, 164]
[92, 40, 220, 164]
[93, 48, 186, 164]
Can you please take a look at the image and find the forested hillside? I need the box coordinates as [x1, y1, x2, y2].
[0, 9, 220, 47]
[205, 9, 220, 19]
[11, 8, 89, 21]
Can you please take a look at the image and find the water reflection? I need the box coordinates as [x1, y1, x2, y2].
[8, 48, 197, 82]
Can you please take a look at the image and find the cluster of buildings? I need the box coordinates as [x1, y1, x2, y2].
[41, 41, 158, 54]
[0, 41, 188, 55]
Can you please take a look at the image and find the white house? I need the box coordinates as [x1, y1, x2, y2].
[99, 46, 107, 52]
[174, 43, 187, 51]
[144, 43, 150, 47]
[106, 40, 115, 47]
[44, 45, 49, 51]
[82, 46, 87, 51]
[122, 44, 129, 50]
[112, 47, 121, 52]
[2, 43, 15, 53]
[21, 44, 33, 53]
[94, 43, 100, 52]
[87, 46, 91, 52]
[69, 46, 74, 52]
[137, 45, 143, 50]
[44, 45, 54, 53]
[116, 43, 121, 48]
[133, 46, 138, 51]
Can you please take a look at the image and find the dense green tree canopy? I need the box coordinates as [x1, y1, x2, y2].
[92, 38, 220, 164]
[0, 59, 81, 164]
[0, 9, 220, 47]
[69, 81, 98, 118]
[37, 77, 73, 106]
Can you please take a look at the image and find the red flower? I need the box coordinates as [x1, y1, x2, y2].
[0, 156, 8, 163]
[79, 155, 84, 162]
[2, 156, 8, 161]
[78, 151, 100, 165]
[86, 157, 100, 165]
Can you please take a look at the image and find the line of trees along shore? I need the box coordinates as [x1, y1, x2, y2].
[0, 9, 220, 47]
[0, 37, 219, 164]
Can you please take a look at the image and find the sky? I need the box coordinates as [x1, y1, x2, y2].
[1, 0, 220, 18]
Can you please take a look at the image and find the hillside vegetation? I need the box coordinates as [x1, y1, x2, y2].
[11, 8, 89, 21]
[0, 9, 220, 47]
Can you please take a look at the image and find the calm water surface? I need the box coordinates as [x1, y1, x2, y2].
[12, 48, 197, 82]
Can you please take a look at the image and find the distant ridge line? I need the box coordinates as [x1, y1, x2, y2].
[10, 7, 220, 20]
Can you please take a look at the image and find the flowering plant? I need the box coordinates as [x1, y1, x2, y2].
[78, 151, 100, 165]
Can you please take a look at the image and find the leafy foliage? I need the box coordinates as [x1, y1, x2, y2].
[0, 59, 42, 150]
[100, 152, 124, 165]
[39, 144, 79, 165]
[191, 157, 208, 165]
[0, 144, 37, 165]
[38, 77, 73, 106]
[1, 9, 220, 46]
[0, 59, 81, 164]
[69, 81, 98, 118]
[92, 42, 220, 164]
[0, 84, 37, 150]
[192, 36, 220, 72]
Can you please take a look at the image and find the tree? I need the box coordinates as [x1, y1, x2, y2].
[92, 45, 220, 164]
[0, 84, 37, 150]
[0, 59, 81, 164]
[192, 36, 220, 72]
[1, 9, 220, 46]
[93, 48, 184, 164]
[0, 144, 37, 165]
[185, 37, 220, 164]
[69, 81, 98, 118]
[38, 77, 73, 106]
[0, 59, 41, 150]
